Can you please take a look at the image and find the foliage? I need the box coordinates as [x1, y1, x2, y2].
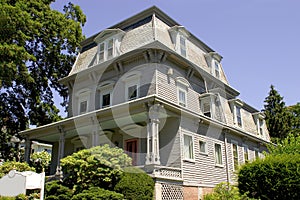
[114, 167, 154, 200]
[71, 187, 123, 200]
[203, 182, 253, 200]
[45, 180, 73, 200]
[30, 151, 51, 173]
[0, 161, 35, 178]
[263, 85, 292, 140]
[60, 144, 132, 193]
[238, 154, 300, 200]
[267, 133, 300, 155]
[0, 0, 86, 161]
[287, 103, 300, 136]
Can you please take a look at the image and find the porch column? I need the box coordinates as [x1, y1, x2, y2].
[24, 137, 31, 163]
[56, 126, 65, 176]
[146, 103, 161, 165]
[91, 116, 99, 147]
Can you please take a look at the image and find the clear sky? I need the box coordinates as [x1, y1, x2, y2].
[52, 0, 300, 111]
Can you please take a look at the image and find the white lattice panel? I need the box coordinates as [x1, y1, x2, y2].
[161, 183, 183, 200]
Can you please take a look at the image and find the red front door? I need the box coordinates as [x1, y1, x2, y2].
[125, 139, 138, 165]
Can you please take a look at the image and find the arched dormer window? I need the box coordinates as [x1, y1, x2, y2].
[97, 81, 115, 108]
[75, 89, 91, 115]
[94, 29, 125, 64]
[175, 77, 190, 107]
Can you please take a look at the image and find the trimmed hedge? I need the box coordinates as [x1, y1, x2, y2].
[238, 153, 300, 200]
[45, 181, 73, 200]
[71, 187, 123, 200]
[114, 167, 154, 200]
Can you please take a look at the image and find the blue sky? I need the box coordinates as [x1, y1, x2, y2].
[52, 0, 300, 111]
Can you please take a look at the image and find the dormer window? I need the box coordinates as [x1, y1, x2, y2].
[180, 35, 187, 57]
[253, 112, 265, 138]
[229, 99, 244, 128]
[94, 29, 125, 65]
[97, 38, 114, 63]
[214, 61, 220, 78]
[204, 52, 222, 79]
[175, 77, 190, 107]
[236, 106, 242, 127]
[169, 26, 190, 58]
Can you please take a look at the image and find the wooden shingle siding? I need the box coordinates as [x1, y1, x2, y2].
[120, 22, 154, 53]
[154, 17, 174, 50]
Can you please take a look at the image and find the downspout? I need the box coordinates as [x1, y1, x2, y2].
[224, 130, 230, 183]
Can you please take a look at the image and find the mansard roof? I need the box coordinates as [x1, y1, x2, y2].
[80, 6, 214, 54]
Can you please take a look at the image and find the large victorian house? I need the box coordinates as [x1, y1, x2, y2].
[21, 6, 270, 200]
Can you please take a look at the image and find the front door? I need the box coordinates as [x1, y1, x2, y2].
[125, 139, 138, 165]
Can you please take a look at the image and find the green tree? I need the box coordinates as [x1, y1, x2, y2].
[263, 85, 292, 140]
[30, 151, 51, 173]
[60, 144, 132, 193]
[287, 103, 300, 136]
[0, 0, 86, 161]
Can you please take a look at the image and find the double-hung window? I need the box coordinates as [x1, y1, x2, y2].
[98, 81, 114, 108]
[123, 72, 140, 101]
[243, 145, 249, 163]
[76, 89, 91, 116]
[214, 61, 220, 78]
[232, 141, 239, 170]
[199, 140, 208, 154]
[180, 35, 187, 57]
[98, 38, 114, 63]
[183, 134, 194, 160]
[236, 106, 242, 127]
[215, 143, 223, 165]
[176, 77, 189, 107]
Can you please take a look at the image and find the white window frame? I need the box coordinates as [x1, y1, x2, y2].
[243, 144, 249, 163]
[123, 72, 141, 101]
[183, 133, 194, 161]
[98, 81, 114, 108]
[76, 89, 91, 115]
[175, 77, 189, 107]
[199, 140, 208, 155]
[200, 96, 212, 118]
[97, 37, 115, 64]
[232, 140, 239, 170]
[254, 147, 260, 159]
[177, 86, 187, 107]
[179, 34, 187, 57]
[214, 143, 223, 166]
[236, 106, 242, 127]
[214, 60, 220, 78]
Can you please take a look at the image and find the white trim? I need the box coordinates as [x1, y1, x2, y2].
[199, 139, 208, 155]
[214, 142, 223, 167]
[182, 133, 195, 162]
[231, 140, 239, 170]
[242, 144, 249, 163]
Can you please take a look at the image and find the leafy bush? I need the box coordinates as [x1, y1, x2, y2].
[0, 194, 26, 200]
[203, 182, 253, 200]
[114, 167, 154, 200]
[71, 187, 123, 200]
[0, 161, 35, 178]
[45, 181, 73, 200]
[30, 151, 51, 173]
[60, 144, 132, 193]
[238, 153, 300, 200]
[267, 133, 300, 155]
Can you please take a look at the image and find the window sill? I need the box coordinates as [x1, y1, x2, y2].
[215, 164, 224, 168]
[183, 159, 196, 164]
[199, 152, 208, 156]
